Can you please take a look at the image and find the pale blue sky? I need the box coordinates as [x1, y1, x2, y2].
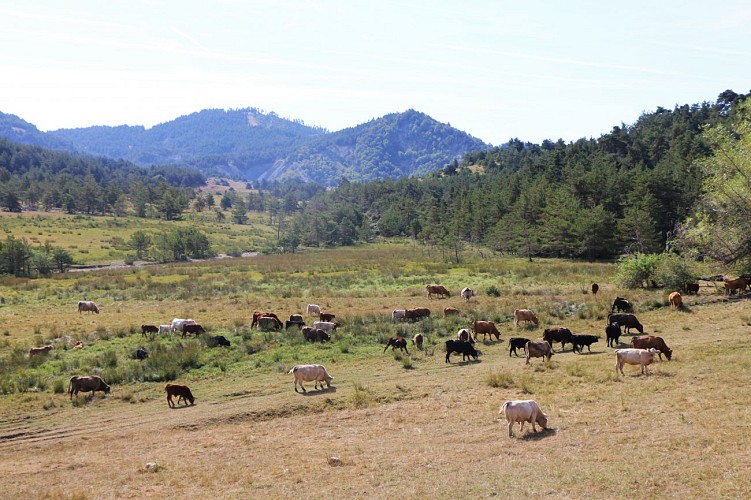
[1, 0, 749, 144]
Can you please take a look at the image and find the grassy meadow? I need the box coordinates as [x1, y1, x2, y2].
[1, 237, 750, 498]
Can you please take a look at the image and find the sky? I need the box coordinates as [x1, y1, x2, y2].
[1, 0, 750, 145]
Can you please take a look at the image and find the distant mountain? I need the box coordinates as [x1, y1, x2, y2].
[0, 108, 489, 186]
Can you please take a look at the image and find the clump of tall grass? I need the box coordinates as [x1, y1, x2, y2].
[486, 370, 515, 388]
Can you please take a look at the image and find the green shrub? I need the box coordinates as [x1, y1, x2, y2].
[615, 253, 660, 288]
[653, 253, 697, 292]
[485, 285, 501, 297]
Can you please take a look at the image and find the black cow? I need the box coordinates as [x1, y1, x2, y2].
[135, 347, 149, 360]
[611, 297, 633, 313]
[607, 313, 644, 334]
[685, 283, 700, 295]
[571, 334, 599, 353]
[445, 339, 479, 363]
[542, 327, 573, 352]
[208, 335, 231, 347]
[285, 320, 306, 330]
[605, 322, 622, 347]
[384, 336, 409, 354]
[508, 337, 530, 357]
[302, 326, 330, 343]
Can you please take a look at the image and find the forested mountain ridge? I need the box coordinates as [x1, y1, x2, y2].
[0, 108, 488, 186]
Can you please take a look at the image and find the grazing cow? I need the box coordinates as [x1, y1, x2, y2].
[611, 297, 633, 313]
[615, 348, 659, 375]
[306, 304, 321, 316]
[391, 309, 406, 322]
[404, 308, 431, 321]
[631, 335, 672, 360]
[457, 328, 474, 344]
[29, 345, 53, 358]
[605, 322, 622, 348]
[500, 400, 548, 437]
[135, 347, 149, 360]
[68, 375, 111, 399]
[542, 326, 573, 352]
[508, 337, 530, 357]
[669, 291, 683, 309]
[724, 277, 748, 295]
[513, 309, 538, 327]
[685, 282, 700, 295]
[607, 313, 644, 334]
[165, 383, 195, 407]
[472, 320, 501, 341]
[73, 341, 84, 350]
[525, 340, 553, 364]
[302, 326, 330, 342]
[571, 334, 599, 353]
[426, 284, 451, 299]
[443, 307, 460, 317]
[384, 336, 409, 355]
[251, 312, 282, 329]
[412, 333, 424, 350]
[77, 301, 99, 314]
[208, 335, 231, 347]
[158, 325, 172, 336]
[461, 287, 475, 302]
[257, 316, 282, 331]
[591, 283, 599, 295]
[312, 321, 340, 333]
[445, 339, 479, 363]
[285, 319, 306, 330]
[287, 364, 334, 393]
[182, 323, 206, 337]
[141, 325, 158, 337]
[289, 314, 304, 323]
[319, 312, 336, 322]
[170, 318, 197, 335]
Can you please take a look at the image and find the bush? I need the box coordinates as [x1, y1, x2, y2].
[653, 253, 697, 292]
[615, 253, 660, 289]
[485, 285, 501, 297]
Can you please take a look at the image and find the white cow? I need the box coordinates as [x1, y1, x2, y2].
[460, 287, 475, 302]
[615, 348, 659, 375]
[287, 364, 334, 393]
[171, 318, 196, 335]
[391, 309, 406, 322]
[77, 301, 99, 314]
[312, 321, 340, 333]
[499, 400, 548, 437]
[306, 304, 321, 316]
[158, 325, 172, 336]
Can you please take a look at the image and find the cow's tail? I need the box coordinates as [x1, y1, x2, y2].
[67, 376, 75, 396]
[287, 367, 297, 375]
[500, 401, 509, 415]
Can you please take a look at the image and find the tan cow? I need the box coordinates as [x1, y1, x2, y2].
[471, 320, 501, 341]
[514, 309, 539, 327]
[426, 284, 451, 299]
[669, 291, 683, 309]
[287, 364, 334, 393]
[615, 348, 659, 375]
[525, 340, 553, 364]
[500, 400, 548, 437]
[29, 345, 53, 357]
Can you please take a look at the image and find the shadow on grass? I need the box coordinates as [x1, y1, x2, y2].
[445, 359, 482, 366]
[168, 403, 195, 410]
[519, 427, 556, 441]
[300, 386, 337, 396]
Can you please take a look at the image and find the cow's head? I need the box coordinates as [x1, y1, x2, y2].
[536, 411, 549, 429]
[664, 348, 673, 361]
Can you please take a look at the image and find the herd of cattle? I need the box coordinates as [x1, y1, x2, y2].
[30, 277, 740, 436]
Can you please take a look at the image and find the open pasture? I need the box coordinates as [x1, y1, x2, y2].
[1, 244, 750, 497]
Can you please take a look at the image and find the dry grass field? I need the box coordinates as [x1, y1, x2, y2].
[1, 243, 750, 498]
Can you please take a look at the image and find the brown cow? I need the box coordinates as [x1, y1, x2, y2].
[405, 308, 431, 320]
[668, 291, 683, 309]
[165, 383, 195, 407]
[591, 283, 599, 295]
[631, 335, 672, 360]
[319, 312, 336, 322]
[182, 323, 206, 337]
[251, 311, 282, 328]
[141, 324, 159, 337]
[29, 345, 53, 358]
[471, 320, 501, 341]
[412, 333, 424, 350]
[525, 340, 553, 364]
[724, 277, 748, 295]
[443, 307, 460, 317]
[68, 375, 111, 399]
[426, 284, 451, 299]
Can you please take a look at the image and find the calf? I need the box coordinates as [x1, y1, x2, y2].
[319, 312, 336, 322]
[571, 334, 599, 353]
[605, 322, 622, 348]
[384, 336, 409, 355]
[443, 307, 460, 317]
[508, 337, 530, 357]
[525, 340, 553, 364]
[607, 313, 643, 334]
[158, 325, 172, 336]
[141, 324, 158, 337]
[165, 383, 195, 407]
[135, 347, 149, 360]
[500, 400, 548, 437]
[615, 348, 659, 375]
[287, 364, 334, 393]
[445, 339, 479, 363]
[412, 333, 424, 350]
[631, 335, 672, 360]
[208, 335, 231, 347]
